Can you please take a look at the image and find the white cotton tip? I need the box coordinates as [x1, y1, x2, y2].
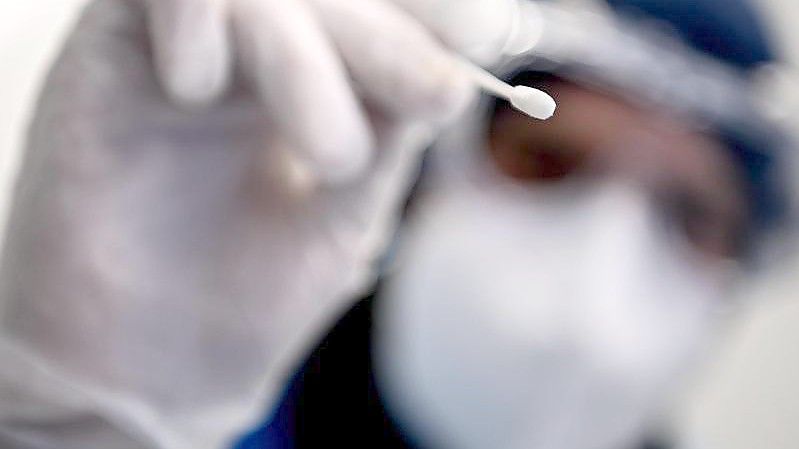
[454, 55, 556, 120]
[510, 86, 557, 120]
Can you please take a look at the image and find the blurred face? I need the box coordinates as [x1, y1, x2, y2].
[375, 79, 750, 449]
[489, 78, 749, 262]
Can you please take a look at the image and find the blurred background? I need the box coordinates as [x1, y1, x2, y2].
[0, 1, 796, 448]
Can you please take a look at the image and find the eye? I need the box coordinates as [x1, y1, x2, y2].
[657, 189, 748, 260]
[488, 108, 588, 183]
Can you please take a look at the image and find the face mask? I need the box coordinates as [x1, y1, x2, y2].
[374, 177, 736, 449]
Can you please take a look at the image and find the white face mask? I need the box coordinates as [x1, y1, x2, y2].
[374, 176, 736, 449]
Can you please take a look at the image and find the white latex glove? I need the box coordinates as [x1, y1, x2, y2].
[0, 0, 516, 448]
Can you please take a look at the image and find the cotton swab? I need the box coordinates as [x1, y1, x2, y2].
[458, 58, 557, 120]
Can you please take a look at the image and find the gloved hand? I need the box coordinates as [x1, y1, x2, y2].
[0, 0, 517, 448]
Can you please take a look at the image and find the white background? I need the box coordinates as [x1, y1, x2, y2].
[0, 1, 797, 448]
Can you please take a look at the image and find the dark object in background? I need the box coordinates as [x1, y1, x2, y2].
[232, 292, 415, 449]
[233, 290, 674, 449]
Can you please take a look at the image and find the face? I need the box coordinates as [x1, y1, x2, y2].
[488, 78, 749, 262]
[375, 79, 749, 449]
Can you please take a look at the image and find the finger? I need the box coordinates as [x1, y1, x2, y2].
[320, 118, 436, 266]
[230, 0, 373, 185]
[391, 0, 519, 65]
[145, 0, 232, 107]
[308, 0, 474, 121]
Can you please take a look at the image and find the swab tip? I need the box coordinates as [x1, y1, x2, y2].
[510, 85, 557, 120]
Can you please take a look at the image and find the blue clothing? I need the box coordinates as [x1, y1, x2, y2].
[232, 376, 298, 449]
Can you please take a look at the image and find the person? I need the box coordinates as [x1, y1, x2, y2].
[0, 1, 791, 449]
[234, 1, 795, 448]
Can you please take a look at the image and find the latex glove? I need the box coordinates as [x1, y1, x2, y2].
[146, 0, 519, 111]
[391, 0, 521, 65]
[145, 0, 519, 181]
[0, 0, 515, 448]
